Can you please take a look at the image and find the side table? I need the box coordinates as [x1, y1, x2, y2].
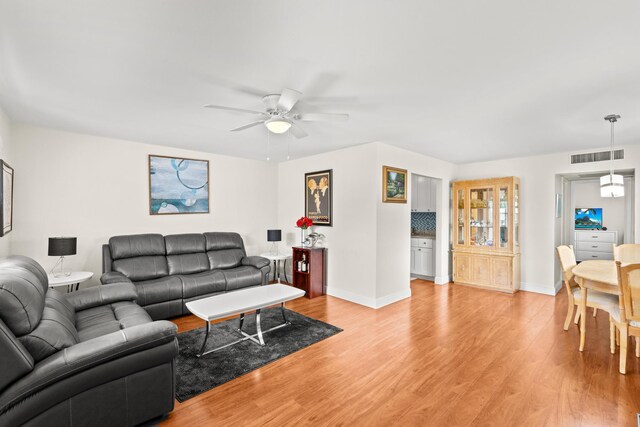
[48, 271, 94, 293]
[260, 253, 291, 284]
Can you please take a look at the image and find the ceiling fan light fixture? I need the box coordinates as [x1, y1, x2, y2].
[265, 118, 291, 134]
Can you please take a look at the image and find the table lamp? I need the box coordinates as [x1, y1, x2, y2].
[48, 237, 77, 277]
[267, 229, 281, 255]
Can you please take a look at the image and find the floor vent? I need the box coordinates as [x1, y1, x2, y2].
[570, 149, 624, 164]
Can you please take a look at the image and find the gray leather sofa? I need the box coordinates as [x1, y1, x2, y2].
[101, 232, 271, 320]
[0, 255, 178, 427]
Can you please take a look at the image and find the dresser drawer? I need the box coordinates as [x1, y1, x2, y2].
[575, 231, 617, 243]
[411, 238, 433, 248]
[576, 250, 614, 261]
[576, 241, 614, 253]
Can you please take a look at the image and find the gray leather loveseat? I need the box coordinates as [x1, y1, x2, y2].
[0, 255, 178, 427]
[101, 232, 271, 320]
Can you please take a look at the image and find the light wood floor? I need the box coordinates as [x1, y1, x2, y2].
[162, 280, 640, 426]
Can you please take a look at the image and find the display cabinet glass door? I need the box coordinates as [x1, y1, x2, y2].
[469, 187, 494, 247]
[499, 186, 509, 248]
[457, 189, 465, 245]
[514, 184, 519, 247]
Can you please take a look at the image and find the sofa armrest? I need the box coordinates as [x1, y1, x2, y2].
[242, 256, 271, 270]
[100, 271, 133, 285]
[0, 321, 177, 413]
[64, 282, 138, 312]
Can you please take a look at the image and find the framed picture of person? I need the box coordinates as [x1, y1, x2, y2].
[382, 165, 407, 203]
[305, 169, 332, 226]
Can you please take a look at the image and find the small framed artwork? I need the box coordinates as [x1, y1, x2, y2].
[149, 155, 209, 215]
[0, 160, 14, 236]
[382, 165, 407, 203]
[305, 169, 332, 226]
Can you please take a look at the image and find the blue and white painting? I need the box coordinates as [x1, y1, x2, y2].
[149, 155, 209, 214]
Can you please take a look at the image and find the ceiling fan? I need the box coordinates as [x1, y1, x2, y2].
[204, 88, 349, 139]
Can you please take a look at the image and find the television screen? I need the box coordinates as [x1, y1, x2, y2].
[575, 208, 603, 229]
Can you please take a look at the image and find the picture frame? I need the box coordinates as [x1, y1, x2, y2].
[148, 155, 210, 215]
[0, 160, 14, 237]
[305, 169, 332, 226]
[382, 165, 407, 203]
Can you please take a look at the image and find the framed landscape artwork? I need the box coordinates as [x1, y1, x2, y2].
[305, 169, 332, 226]
[382, 165, 407, 203]
[149, 155, 209, 215]
[0, 160, 13, 236]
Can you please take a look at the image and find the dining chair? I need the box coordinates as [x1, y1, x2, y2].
[556, 245, 618, 330]
[610, 262, 640, 374]
[613, 244, 640, 263]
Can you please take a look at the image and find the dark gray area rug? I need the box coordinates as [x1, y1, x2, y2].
[175, 307, 342, 402]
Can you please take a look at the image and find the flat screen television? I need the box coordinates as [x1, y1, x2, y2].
[575, 208, 603, 229]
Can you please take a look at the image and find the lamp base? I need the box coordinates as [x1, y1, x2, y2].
[50, 256, 72, 278]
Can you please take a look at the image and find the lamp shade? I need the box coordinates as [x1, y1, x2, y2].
[600, 174, 625, 198]
[267, 229, 282, 242]
[48, 237, 77, 256]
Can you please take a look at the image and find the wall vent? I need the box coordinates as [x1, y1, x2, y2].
[570, 149, 624, 164]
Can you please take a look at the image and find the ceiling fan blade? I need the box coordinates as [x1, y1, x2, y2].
[296, 113, 349, 122]
[277, 88, 302, 113]
[204, 104, 266, 116]
[288, 123, 308, 139]
[230, 121, 266, 132]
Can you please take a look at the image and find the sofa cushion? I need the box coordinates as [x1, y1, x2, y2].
[207, 249, 245, 270]
[134, 276, 183, 307]
[45, 289, 76, 326]
[165, 234, 206, 255]
[204, 232, 245, 252]
[0, 255, 49, 336]
[76, 302, 152, 341]
[112, 256, 169, 281]
[222, 266, 263, 291]
[18, 307, 79, 362]
[109, 234, 166, 260]
[180, 270, 226, 299]
[167, 253, 210, 276]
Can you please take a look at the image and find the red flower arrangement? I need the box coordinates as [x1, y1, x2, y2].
[296, 216, 313, 229]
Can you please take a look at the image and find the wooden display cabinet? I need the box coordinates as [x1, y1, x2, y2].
[292, 247, 326, 299]
[452, 176, 521, 293]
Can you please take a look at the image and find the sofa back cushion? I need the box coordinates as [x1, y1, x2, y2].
[109, 234, 168, 281]
[165, 234, 209, 275]
[18, 306, 79, 363]
[204, 232, 246, 270]
[0, 255, 49, 337]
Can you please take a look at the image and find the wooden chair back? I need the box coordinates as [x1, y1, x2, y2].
[556, 245, 577, 293]
[613, 244, 640, 263]
[616, 262, 640, 323]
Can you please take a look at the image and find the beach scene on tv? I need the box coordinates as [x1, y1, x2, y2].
[575, 208, 603, 229]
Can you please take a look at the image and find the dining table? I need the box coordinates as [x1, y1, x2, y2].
[572, 260, 621, 352]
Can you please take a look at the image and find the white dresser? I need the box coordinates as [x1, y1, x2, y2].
[574, 230, 618, 261]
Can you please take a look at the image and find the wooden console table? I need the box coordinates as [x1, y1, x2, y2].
[292, 247, 326, 298]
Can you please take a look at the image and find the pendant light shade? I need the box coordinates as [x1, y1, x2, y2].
[600, 114, 624, 198]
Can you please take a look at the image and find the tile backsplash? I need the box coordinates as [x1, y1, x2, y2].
[411, 212, 436, 231]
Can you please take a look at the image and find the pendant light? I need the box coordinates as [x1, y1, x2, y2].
[600, 114, 624, 198]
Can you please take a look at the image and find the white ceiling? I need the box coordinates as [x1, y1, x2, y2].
[1, 0, 639, 163]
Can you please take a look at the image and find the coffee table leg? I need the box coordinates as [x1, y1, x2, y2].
[281, 303, 289, 324]
[255, 309, 265, 345]
[238, 313, 245, 332]
[197, 321, 211, 358]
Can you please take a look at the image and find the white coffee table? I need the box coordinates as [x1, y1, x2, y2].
[185, 284, 305, 357]
[48, 271, 94, 292]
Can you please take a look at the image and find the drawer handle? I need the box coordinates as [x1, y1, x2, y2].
[592, 255, 598, 258]
[591, 236, 598, 238]
[592, 245, 598, 248]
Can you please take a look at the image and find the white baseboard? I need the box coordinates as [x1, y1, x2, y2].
[520, 281, 561, 296]
[327, 287, 411, 309]
[434, 275, 450, 285]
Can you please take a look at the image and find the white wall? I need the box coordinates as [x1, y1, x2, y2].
[454, 145, 640, 295]
[0, 107, 11, 256]
[10, 124, 278, 286]
[277, 142, 456, 308]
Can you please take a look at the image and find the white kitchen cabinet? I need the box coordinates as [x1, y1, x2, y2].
[411, 175, 436, 212]
[411, 238, 434, 276]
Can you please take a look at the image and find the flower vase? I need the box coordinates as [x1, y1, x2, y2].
[300, 228, 306, 247]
